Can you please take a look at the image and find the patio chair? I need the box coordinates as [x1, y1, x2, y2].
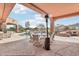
[32, 35, 42, 47]
[32, 35, 39, 42]
[50, 31, 56, 40]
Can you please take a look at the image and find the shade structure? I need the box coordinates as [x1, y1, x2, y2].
[22, 3, 79, 20]
[0, 3, 79, 50]
[21, 3, 79, 32]
[1, 3, 79, 32]
[0, 3, 15, 22]
[1, 3, 79, 21]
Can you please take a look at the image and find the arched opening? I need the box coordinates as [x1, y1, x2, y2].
[6, 25, 16, 32]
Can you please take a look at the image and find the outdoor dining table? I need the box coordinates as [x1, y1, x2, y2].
[32, 33, 46, 47]
[32, 33, 47, 40]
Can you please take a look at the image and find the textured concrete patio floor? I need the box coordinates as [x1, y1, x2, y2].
[0, 33, 79, 56]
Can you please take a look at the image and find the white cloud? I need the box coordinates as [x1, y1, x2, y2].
[10, 4, 50, 28]
[34, 14, 45, 22]
[24, 14, 51, 28]
[25, 19, 45, 28]
[13, 4, 30, 14]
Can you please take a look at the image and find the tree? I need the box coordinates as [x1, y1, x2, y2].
[33, 27, 38, 31]
[19, 25, 25, 32]
[58, 25, 69, 31]
[69, 26, 76, 30]
[64, 26, 69, 30]
[37, 24, 45, 33]
[8, 27, 16, 31]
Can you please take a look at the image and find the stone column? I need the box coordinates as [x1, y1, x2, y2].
[0, 23, 2, 31]
[50, 17, 55, 34]
[1, 22, 7, 33]
[0, 20, 3, 31]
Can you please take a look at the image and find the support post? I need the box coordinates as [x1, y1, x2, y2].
[44, 14, 50, 50]
[1, 22, 7, 33]
[16, 25, 19, 33]
[0, 23, 2, 31]
[50, 17, 54, 34]
[0, 20, 3, 31]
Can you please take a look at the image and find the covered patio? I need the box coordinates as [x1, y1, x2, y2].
[1, 3, 79, 33]
[0, 3, 79, 55]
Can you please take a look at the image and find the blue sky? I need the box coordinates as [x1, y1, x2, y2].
[55, 16, 79, 26]
[8, 3, 46, 28]
[8, 3, 79, 28]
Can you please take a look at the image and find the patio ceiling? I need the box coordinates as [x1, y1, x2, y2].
[1, 3, 79, 23]
[0, 3, 15, 22]
[22, 3, 79, 20]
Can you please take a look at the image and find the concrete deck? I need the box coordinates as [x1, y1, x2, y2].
[0, 33, 79, 56]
